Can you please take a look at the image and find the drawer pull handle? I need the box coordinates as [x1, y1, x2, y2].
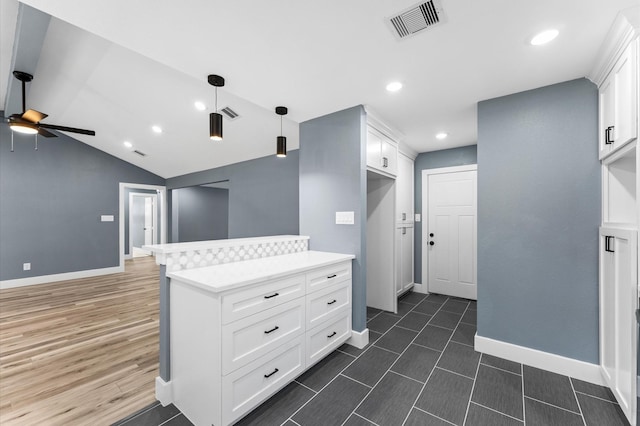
[327, 299, 337, 305]
[264, 368, 279, 378]
[264, 326, 280, 334]
[327, 331, 337, 338]
[264, 292, 279, 299]
[327, 274, 337, 279]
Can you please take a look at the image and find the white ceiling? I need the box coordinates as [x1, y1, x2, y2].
[2, 0, 638, 178]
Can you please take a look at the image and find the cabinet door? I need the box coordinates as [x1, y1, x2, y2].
[600, 40, 638, 160]
[599, 74, 615, 159]
[381, 138, 398, 176]
[614, 40, 637, 148]
[599, 227, 637, 426]
[367, 129, 382, 169]
[401, 226, 414, 292]
[396, 154, 415, 223]
[395, 228, 403, 295]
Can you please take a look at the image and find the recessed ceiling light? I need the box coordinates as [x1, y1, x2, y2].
[123, 141, 133, 148]
[386, 81, 403, 92]
[530, 29, 559, 46]
[436, 132, 448, 140]
[194, 101, 206, 111]
[152, 125, 163, 134]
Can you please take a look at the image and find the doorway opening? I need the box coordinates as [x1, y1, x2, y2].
[129, 192, 158, 257]
[119, 183, 167, 269]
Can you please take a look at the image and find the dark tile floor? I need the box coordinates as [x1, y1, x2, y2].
[114, 292, 632, 426]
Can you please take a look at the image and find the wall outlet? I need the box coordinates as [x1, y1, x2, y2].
[415, 213, 421, 222]
[23, 262, 31, 271]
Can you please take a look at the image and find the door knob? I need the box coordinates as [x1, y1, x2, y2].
[429, 241, 435, 246]
[429, 233, 434, 237]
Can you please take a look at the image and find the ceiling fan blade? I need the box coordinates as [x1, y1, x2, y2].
[38, 128, 57, 138]
[38, 123, 96, 136]
[22, 109, 48, 123]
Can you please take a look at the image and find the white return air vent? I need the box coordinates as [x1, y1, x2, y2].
[387, 0, 447, 40]
[220, 106, 240, 121]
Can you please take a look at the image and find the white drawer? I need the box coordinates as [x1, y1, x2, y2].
[222, 298, 304, 375]
[306, 261, 352, 293]
[221, 274, 305, 324]
[306, 280, 350, 329]
[306, 312, 351, 368]
[222, 335, 305, 426]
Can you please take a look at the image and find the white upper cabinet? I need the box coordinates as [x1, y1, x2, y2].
[396, 153, 415, 224]
[599, 38, 638, 159]
[367, 126, 398, 177]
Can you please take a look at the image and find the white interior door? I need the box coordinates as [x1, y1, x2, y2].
[423, 166, 477, 300]
[144, 197, 154, 245]
[599, 227, 637, 425]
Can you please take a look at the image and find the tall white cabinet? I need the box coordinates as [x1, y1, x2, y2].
[591, 7, 639, 426]
[365, 108, 416, 313]
[396, 153, 415, 296]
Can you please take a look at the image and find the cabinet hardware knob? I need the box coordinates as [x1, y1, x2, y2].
[264, 368, 279, 378]
[327, 299, 337, 305]
[264, 326, 280, 334]
[429, 241, 435, 246]
[327, 274, 337, 279]
[264, 292, 279, 299]
[327, 331, 337, 338]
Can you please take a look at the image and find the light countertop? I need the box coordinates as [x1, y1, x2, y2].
[167, 250, 354, 293]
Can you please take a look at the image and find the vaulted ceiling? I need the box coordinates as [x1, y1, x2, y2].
[1, 0, 637, 178]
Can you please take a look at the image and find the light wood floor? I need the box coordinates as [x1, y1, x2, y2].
[0, 256, 160, 425]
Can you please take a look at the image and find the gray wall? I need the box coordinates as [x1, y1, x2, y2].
[477, 78, 600, 363]
[414, 145, 477, 283]
[172, 186, 229, 242]
[167, 150, 299, 239]
[299, 105, 367, 332]
[0, 117, 165, 281]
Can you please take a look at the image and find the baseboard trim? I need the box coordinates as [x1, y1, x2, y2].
[346, 328, 369, 349]
[413, 282, 428, 294]
[0, 266, 124, 290]
[155, 376, 173, 406]
[475, 334, 605, 386]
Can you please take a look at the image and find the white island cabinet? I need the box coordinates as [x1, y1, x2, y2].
[168, 250, 354, 426]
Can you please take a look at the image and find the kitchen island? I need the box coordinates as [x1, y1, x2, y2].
[165, 247, 354, 426]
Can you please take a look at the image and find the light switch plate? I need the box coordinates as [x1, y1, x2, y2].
[415, 214, 421, 222]
[101, 215, 115, 222]
[23, 263, 31, 271]
[336, 211, 355, 225]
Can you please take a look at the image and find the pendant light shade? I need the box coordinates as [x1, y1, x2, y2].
[277, 136, 287, 157]
[275, 106, 288, 158]
[208, 74, 225, 141]
[209, 112, 223, 141]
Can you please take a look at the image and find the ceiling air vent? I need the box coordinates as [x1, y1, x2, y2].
[220, 106, 240, 121]
[387, 0, 447, 40]
[133, 150, 147, 157]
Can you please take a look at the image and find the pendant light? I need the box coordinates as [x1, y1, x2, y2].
[208, 74, 225, 141]
[275, 106, 287, 158]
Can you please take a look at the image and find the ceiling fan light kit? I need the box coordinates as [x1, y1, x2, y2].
[208, 74, 225, 141]
[7, 70, 96, 151]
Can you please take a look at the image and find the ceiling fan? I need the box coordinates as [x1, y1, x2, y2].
[8, 70, 96, 138]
